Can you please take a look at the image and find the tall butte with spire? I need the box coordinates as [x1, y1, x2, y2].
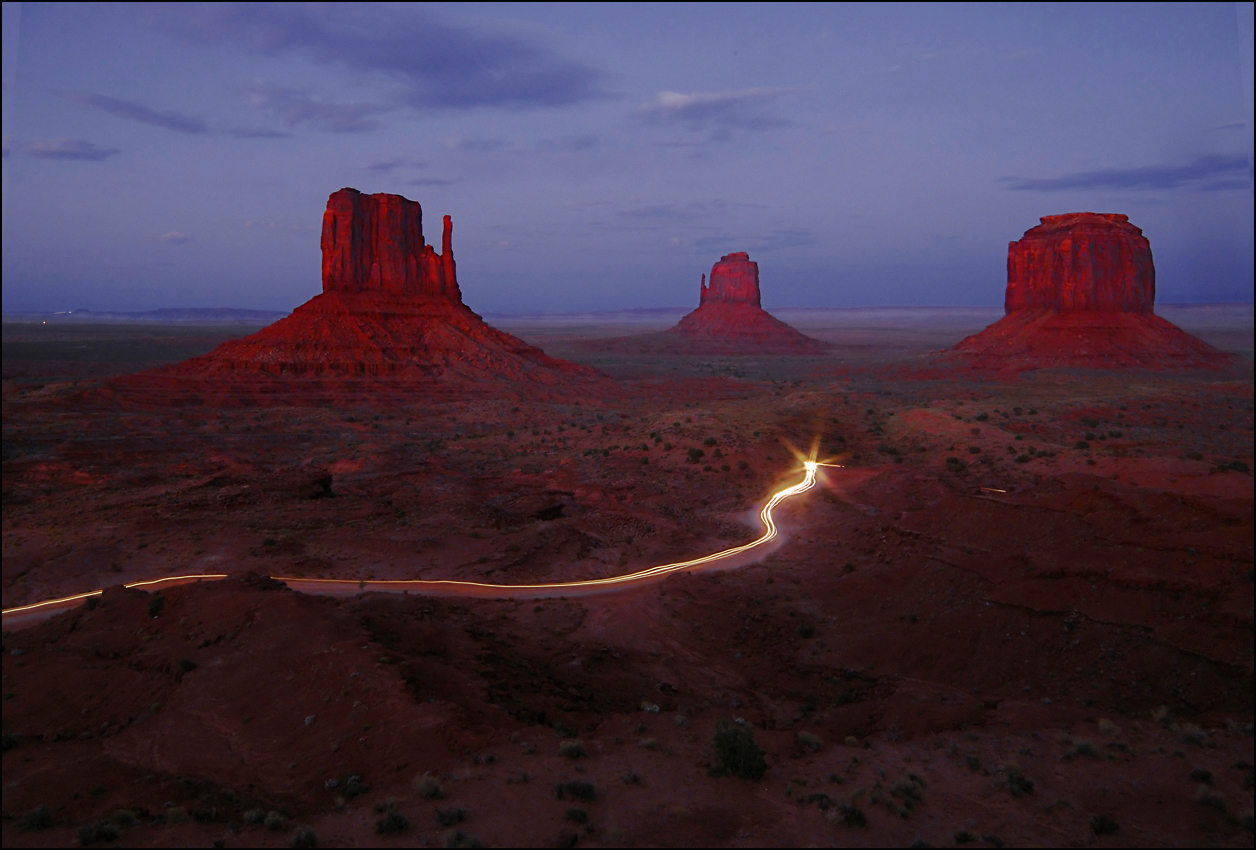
[951, 213, 1233, 371]
[169, 188, 597, 386]
[667, 252, 826, 353]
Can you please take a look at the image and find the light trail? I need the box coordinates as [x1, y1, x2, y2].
[3, 461, 832, 623]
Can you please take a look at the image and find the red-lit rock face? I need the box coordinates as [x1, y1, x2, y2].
[321, 188, 459, 301]
[700, 252, 762, 307]
[951, 213, 1231, 372]
[1005, 213, 1154, 314]
[158, 188, 600, 389]
[670, 252, 825, 353]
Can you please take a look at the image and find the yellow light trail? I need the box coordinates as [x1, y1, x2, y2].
[2, 460, 835, 620]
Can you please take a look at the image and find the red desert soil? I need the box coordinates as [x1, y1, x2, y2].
[3, 325, 1253, 847]
[3, 194, 1252, 846]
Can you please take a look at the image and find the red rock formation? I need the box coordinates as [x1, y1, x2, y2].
[669, 252, 826, 353]
[162, 188, 598, 388]
[952, 213, 1232, 371]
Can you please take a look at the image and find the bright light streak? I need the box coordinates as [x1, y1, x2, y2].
[980, 487, 1008, 493]
[3, 462, 832, 617]
[1, 575, 228, 615]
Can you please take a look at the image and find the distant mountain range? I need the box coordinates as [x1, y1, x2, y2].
[4, 308, 290, 325]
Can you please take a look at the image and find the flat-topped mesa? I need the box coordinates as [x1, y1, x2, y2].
[151, 187, 601, 390]
[321, 188, 460, 301]
[700, 252, 762, 307]
[1006, 213, 1153, 314]
[950, 212, 1232, 372]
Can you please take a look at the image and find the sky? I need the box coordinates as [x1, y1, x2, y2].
[2, 2, 1252, 314]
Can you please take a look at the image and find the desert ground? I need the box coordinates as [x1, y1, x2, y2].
[3, 306, 1253, 848]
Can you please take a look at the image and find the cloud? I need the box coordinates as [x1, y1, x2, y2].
[154, 4, 606, 110]
[158, 231, 193, 244]
[692, 228, 815, 252]
[536, 134, 599, 151]
[241, 80, 386, 132]
[21, 138, 120, 160]
[63, 91, 208, 134]
[401, 177, 452, 187]
[1000, 154, 1250, 192]
[1211, 122, 1247, 131]
[228, 126, 293, 138]
[445, 136, 508, 152]
[639, 87, 797, 132]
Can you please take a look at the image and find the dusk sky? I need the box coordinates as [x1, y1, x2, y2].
[2, 2, 1252, 315]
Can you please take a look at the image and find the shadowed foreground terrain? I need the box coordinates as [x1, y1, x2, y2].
[2, 309, 1253, 847]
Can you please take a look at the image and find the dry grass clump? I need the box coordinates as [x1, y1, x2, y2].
[412, 772, 443, 799]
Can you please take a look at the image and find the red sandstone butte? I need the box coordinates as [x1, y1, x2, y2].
[168, 188, 596, 385]
[952, 213, 1233, 371]
[669, 252, 826, 353]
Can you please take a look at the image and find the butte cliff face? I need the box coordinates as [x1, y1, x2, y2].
[670, 252, 826, 353]
[953, 213, 1231, 371]
[166, 188, 597, 388]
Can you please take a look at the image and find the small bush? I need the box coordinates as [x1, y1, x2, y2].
[797, 624, 815, 639]
[376, 812, 409, 834]
[290, 827, 318, 848]
[955, 830, 976, 843]
[555, 780, 596, 802]
[975, 412, 989, 421]
[111, 810, 138, 827]
[559, 739, 586, 759]
[708, 720, 768, 781]
[1090, 814, 1119, 835]
[838, 804, 866, 827]
[945, 457, 966, 473]
[565, 808, 588, 824]
[77, 823, 119, 845]
[797, 731, 823, 752]
[436, 808, 466, 827]
[1196, 786, 1227, 811]
[147, 595, 165, 618]
[165, 806, 189, 824]
[178, 658, 197, 673]
[1190, 768, 1214, 785]
[703, 437, 718, 447]
[21, 805, 53, 830]
[1065, 740, 1097, 759]
[413, 772, 443, 799]
[264, 811, 285, 830]
[1005, 766, 1034, 798]
[244, 808, 265, 825]
[622, 771, 642, 785]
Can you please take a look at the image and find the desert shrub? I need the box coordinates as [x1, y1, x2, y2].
[147, 594, 165, 618]
[1196, 786, 1227, 811]
[559, 739, 586, 759]
[164, 806, 189, 824]
[637, 737, 659, 750]
[111, 809, 138, 827]
[85, 596, 99, 610]
[1190, 768, 1214, 784]
[436, 808, 466, 827]
[945, 457, 966, 472]
[264, 811, 285, 830]
[78, 823, 120, 845]
[838, 804, 866, 827]
[376, 812, 409, 834]
[1065, 740, 1097, 759]
[243, 808, 265, 825]
[21, 805, 53, 830]
[1229, 461, 1250, 473]
[554, 780, 596, 802]
[445, 832, 483, 848]
[687, 448, 705, 463]
[290, 826, 318, 847]
[412, 773, 443, 799]
[797, 731, 823, 752]
[1090, 814, 1119, 835]
[178, 658, 197, 672]
[1186, 451, 1204, 460]
[797, 624, 816, 639]
[975, 412, 989, 421]
[1005, 766, 1034, 798]
[954, 829, 976, 843]
[709, 720, 768, 781]
[703, 437, 718, 447]
[622, 771, 642, 785]
[565, 808, 588, 824]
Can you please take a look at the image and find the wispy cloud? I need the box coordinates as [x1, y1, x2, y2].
[21, 138, 120, 161]
[241, 80, 386, 132]
[63, 91, 208, 134]
[244, 219, 316, 232]
[227, 126, 293, 138]
[158, 231, 193, 244]
[639, 87, 797, 132]
[365, 158, 426, 173]
[536, 134, 599, 151]
[445, 136, 508, 153]
[401, 177, 452, 187]
[1000, 154, 1250, 192]
[154, 4, 606, 111]
[692, 228, 815, 252]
